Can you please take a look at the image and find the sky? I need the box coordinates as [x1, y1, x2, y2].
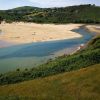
[0, 0, 100, 10]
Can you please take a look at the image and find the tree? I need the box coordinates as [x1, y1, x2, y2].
[0, 16, 3, 24]
[16, 68, 20, 72]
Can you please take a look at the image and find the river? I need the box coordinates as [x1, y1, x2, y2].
[0, 26, 95, 73]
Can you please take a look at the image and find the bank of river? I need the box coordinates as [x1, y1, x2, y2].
[0, 26, 95, 73]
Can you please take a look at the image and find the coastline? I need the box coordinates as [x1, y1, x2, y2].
[0, 23, 99, 73]
[76, 24, 100, 52]
[0, 23, 99, 52]
[85, 24, 100, 35]
[0, 22, 83, 45]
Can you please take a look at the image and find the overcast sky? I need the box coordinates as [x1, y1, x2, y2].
[0, 0, 100, 10]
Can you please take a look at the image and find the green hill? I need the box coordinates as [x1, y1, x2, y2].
[0, 64, 100, 100]
[12, 6, 39, 11]
[0, 4, 100, 23]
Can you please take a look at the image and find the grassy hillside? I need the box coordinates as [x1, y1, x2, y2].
[0, 4, 100, 23]
[0, 36, 100, 85]
[0, 64, 100, 100]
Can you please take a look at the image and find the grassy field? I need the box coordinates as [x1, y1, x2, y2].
[0, 64, 100, 100]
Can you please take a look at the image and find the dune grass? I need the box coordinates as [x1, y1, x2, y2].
[0, 64, 100, 100]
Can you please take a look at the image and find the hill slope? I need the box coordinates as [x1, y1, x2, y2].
[0, 64, 100, 100]
[0, 36, 100, 85]
[0, 4, 100, 23]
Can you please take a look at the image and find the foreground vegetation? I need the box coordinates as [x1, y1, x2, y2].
[0, 4, 100, 23]
[0, 64, 100, 100]
[0, 36, 100, 85]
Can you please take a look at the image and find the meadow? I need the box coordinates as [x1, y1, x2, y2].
[0, 64, 100, 100]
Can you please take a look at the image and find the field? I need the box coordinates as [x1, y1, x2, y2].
[0, 64, 100, 100]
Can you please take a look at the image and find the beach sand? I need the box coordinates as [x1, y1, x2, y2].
[86, 25, 100, 35]
[0, 22, 82, 44]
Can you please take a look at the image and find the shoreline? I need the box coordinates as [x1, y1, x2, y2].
[0, 23, 99, 50]
[0, 22, 83, 46]
[85, 24, 100, 36]
[0, 24, 99, 73]
[76, 24, 100, 52]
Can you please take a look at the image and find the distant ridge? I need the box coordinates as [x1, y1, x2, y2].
[11, 6, 40, 10]
[0, 4, 100, 23]
[1, 4, 100, 10]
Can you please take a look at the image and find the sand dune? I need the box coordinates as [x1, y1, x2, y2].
[0, 22, 82, 44]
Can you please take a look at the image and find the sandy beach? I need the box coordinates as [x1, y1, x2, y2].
[0, 22, 82, 44]
[86, 25, 100, 35]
